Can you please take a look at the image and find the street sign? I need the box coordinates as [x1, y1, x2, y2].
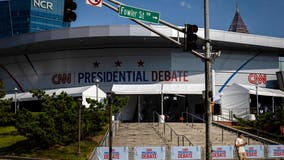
[119, 5, 160, 24]
[86, 0, 102, 7]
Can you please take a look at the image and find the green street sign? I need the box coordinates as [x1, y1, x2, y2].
[119, 5, 160, 24]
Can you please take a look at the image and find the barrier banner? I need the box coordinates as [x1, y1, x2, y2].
[171, 146, 201, 160]
[244, 145, 264, 159]
[95, 147, 128, 160]
[134, 146, 166, 160]
[212, 146, 234, 159]
[268, 145, 284, 158]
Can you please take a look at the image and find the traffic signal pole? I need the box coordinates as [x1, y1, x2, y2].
[204, 0, 212, 159]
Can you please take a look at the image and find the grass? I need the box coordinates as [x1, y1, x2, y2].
[0, 126, 27, 148]
[0, 126, 106, 160]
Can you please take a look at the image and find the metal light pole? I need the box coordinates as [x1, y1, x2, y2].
[77, 98, 82, 156]
[256, 82, 259, 115]
[107, 92, 113, 160]
[95, 78, 100, 101]
[14, 87, 18, 114]
[204, 0, 212, 159]
[161, 83, 164, 122]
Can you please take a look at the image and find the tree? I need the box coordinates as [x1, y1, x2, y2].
[234, 109, 284, 135]
[14, 89, 118, 148]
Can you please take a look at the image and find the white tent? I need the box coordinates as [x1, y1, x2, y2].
[2, 85, 106, 107]
[111, 83, 205, 95]
[112, 83, 205, 122]
[220, 83, 284, 120]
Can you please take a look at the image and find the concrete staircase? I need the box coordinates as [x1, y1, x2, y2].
[166, 122, 261, 146]
[112, 123, 166, 147]
[112, 123, 168, 160]
[109, 122, 263, 160]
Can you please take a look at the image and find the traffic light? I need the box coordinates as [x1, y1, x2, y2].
[63, 0, 77, 22]
[184, 24, 198, 51]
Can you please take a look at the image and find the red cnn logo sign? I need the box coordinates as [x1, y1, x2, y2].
[248, 73, 267, 84]
[52, 73, 71, 85]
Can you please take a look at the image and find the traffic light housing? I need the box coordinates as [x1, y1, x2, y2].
[63, 0, 77, 22]
[184, 24, 198, 51]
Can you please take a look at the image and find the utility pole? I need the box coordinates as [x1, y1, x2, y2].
[204, 0, 212, 159]
[107, 92, 113, 160]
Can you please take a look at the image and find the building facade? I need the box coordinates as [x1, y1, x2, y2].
[0, 0, 69, 38]
[0, 25, 284, 121]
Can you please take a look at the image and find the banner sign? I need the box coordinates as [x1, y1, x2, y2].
[134, 147, 165, 160]
[244, 145, 264, 159]
[212, 146, 234, 159]
[171, 146, 201, 160]
[95, 147, 128, 160]
[268, 145, 284, 158]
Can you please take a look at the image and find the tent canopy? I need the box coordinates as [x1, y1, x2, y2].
[111, 83, 205, 95]
[2, 85, 106, 106]
[237, 83, 284, 98]
[220, 83, 284, 120]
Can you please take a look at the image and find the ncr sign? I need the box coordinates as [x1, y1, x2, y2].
[33, 0, 53, 10]
[86, 0, 102, 7]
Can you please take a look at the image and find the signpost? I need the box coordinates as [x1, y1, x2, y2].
[119, 5, 160, 24]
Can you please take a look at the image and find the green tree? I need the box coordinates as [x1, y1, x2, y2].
[15, 90, 79, 147]
[0, 80, 5, 98]
[14, 89, 115, 148]
[234, 109, 284, 135]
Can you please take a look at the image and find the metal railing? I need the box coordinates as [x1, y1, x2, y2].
[88, 120, 119, 160]
[152, 111, 193, 146]
[181, 111, 281, 145]
[212, 114, 281, 145]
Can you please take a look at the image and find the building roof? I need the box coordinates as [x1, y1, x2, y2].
[112, 83, 205, 95]
[228, 9, 249, 33]
[0, 25, 283, 57]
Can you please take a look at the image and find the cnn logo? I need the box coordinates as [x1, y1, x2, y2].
[248, 73, 267, 84]
[52, 73, 71, 84]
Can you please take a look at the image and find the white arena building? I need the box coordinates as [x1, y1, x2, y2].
[1, 25, 284, 122]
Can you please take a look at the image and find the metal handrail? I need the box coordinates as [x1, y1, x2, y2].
[152, 111, 193, 146]
[89, 121, 119, 160]
[213, 121, 280, 145]
[182, 111, 281, 145]
[181, 112, 205, 122]
[214, 114, 283, 143]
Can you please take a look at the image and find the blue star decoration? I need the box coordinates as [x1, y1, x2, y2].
[137, 59, 144, 67]
[93, 61, 100, 68]
[115, 60, 122, 67]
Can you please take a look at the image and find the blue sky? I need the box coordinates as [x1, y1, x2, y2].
[72, 0, 284, 38]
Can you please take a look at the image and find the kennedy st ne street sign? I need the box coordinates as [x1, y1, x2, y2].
[119, 4, 160, 24]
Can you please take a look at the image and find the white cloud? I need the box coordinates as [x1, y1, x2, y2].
[180, 1, 191, 9]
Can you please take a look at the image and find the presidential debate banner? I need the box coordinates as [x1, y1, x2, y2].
[95, 147, 128, 160]
[244, 145, 264, 159]
[171, 146, 201, 160]
[212, 146, 234, 159]
[268, 145, 284, 158]
[134, 147, 166, 160]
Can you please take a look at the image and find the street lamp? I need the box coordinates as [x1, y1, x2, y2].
[95, 78, 100, 101]
[14, 87, 18, 114]
[256, 82, 259, 115]
[107, 92, 113, 160]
